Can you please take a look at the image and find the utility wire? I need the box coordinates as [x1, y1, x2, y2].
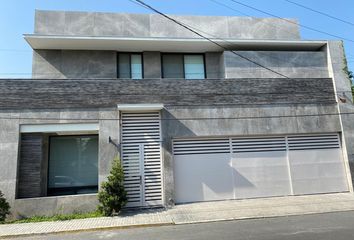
[284, 0, 354, 27]
[129, 0, 290, 78]
[227, 0, 354, 43]
[128, 0, 352, 84]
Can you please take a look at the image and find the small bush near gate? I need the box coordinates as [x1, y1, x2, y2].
[98, 156, 127, 216]
[0, 190, 10, 223]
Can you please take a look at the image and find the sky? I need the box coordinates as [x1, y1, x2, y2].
[0, 0, 353, 78]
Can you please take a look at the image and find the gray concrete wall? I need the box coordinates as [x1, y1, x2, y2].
[161, 104, 342, 204]
[328, 41, 354, 190]
[34, 10, 300, 40]
[0, 102, 342, 216]
[224, 51, 329, 78]
[32, 50, 224, 80]
[143, 52, 161, 79]
[32, 50, 117, 79]
[205, 52, 224, 79]
[0, 108, 119, 218]
[13, 194, 98, 218]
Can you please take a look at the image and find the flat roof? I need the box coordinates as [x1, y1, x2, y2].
[24, 34, 327, 52]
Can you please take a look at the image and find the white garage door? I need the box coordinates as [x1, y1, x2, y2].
[173, 134, 348, 204]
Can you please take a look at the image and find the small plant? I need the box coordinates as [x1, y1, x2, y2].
[0, 190, 10, 223]
[98, 156, 127, 216]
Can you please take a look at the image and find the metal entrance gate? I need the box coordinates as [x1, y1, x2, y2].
[121, 112, 163, 207]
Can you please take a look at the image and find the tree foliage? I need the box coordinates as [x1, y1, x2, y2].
[98, 156, 127, 216]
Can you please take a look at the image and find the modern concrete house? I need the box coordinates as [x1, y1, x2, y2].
[1, 10, 354, 217]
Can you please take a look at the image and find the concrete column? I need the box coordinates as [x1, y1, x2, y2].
[327, 40, 354, 191]
[0, 112, 20, 211]
[205, 52, 224, 79]
[143, 52, 161, 79]
[98, 109, 120, 185]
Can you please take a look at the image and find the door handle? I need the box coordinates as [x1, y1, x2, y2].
[139, 175, 142, 185]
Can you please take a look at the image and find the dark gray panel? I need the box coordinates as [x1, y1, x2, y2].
[18, 134, 43, 198]
[0, 78, 335, 109]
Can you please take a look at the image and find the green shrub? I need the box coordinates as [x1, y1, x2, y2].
[0, 190, 10, 223]
[98, 156, 127, 216]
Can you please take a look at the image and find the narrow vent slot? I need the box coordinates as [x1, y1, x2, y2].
[173, 138, 230, 155]
[287, 134, 340, 150]
[232, 137, 286, 153]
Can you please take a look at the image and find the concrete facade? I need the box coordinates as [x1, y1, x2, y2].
[0, 10, 353, 218]
[224, 50, 328, 78]
[34, 10, 300, 40]
[0, 109, 119, 218]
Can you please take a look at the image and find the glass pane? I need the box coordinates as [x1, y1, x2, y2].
[118, 53, 131, 78]
[162, 54, 184, 78]
[48, 136, 98, 195]
[184, 55, 205, 79]
[131, 54, 143, 79]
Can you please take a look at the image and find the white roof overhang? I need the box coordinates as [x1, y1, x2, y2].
[117, 104, 164, 111]
[24, 34, 327, 52]
[20, 123, 99, 133]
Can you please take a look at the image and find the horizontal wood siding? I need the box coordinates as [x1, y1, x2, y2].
[18, 134, 43, 198]
[0, 78, 335, 109]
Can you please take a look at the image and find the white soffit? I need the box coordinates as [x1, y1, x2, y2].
[20, 123, 99, 133]
[117, 104, 164, 111]
[23, 34, 327, 52]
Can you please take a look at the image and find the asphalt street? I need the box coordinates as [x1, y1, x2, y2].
[7, 211, 354, 240]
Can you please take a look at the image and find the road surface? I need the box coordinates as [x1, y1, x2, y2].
[7, 211, 354, 240]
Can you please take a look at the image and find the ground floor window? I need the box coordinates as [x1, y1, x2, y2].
[48, 135, 98, 196]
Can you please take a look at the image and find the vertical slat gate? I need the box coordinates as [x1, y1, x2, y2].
[121, 112, 163, 207]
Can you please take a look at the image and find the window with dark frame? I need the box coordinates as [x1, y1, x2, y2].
[162, 53, 206, 79]
[47, 135, 99, 196]
[117, 53, 143, 79]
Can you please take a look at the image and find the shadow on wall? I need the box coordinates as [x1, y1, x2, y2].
[160, 109, 197, 156]
[33, 50, 117, 79]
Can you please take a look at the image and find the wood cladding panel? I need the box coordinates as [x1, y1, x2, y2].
[17, 134, 44, 198]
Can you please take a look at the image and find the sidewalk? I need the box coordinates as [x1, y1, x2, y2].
[1, 193, 354, 238]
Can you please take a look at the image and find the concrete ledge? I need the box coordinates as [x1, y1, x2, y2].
[13, 194, 98, 218]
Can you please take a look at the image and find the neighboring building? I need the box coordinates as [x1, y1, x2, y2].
[0, 10, 354, 217]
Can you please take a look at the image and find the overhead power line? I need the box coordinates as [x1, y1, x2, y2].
[227, 0, 354, 43]
[209, 0, 301, 39]
[129, 0, 289, 78]
[284, 0, 354, 27]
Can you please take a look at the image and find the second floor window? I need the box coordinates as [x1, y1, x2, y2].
[118, 53, 143, 79]
[162, 54, 205, 79]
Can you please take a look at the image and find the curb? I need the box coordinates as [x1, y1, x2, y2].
[0, 222, 174, 239]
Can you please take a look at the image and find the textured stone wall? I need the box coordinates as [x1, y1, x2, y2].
[224, 51, 329, 78]
[32, 49, 326, 80]
[0, 78, 335, 110]
[34, 10, 300, 40]
[32, 50, 117, 79]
